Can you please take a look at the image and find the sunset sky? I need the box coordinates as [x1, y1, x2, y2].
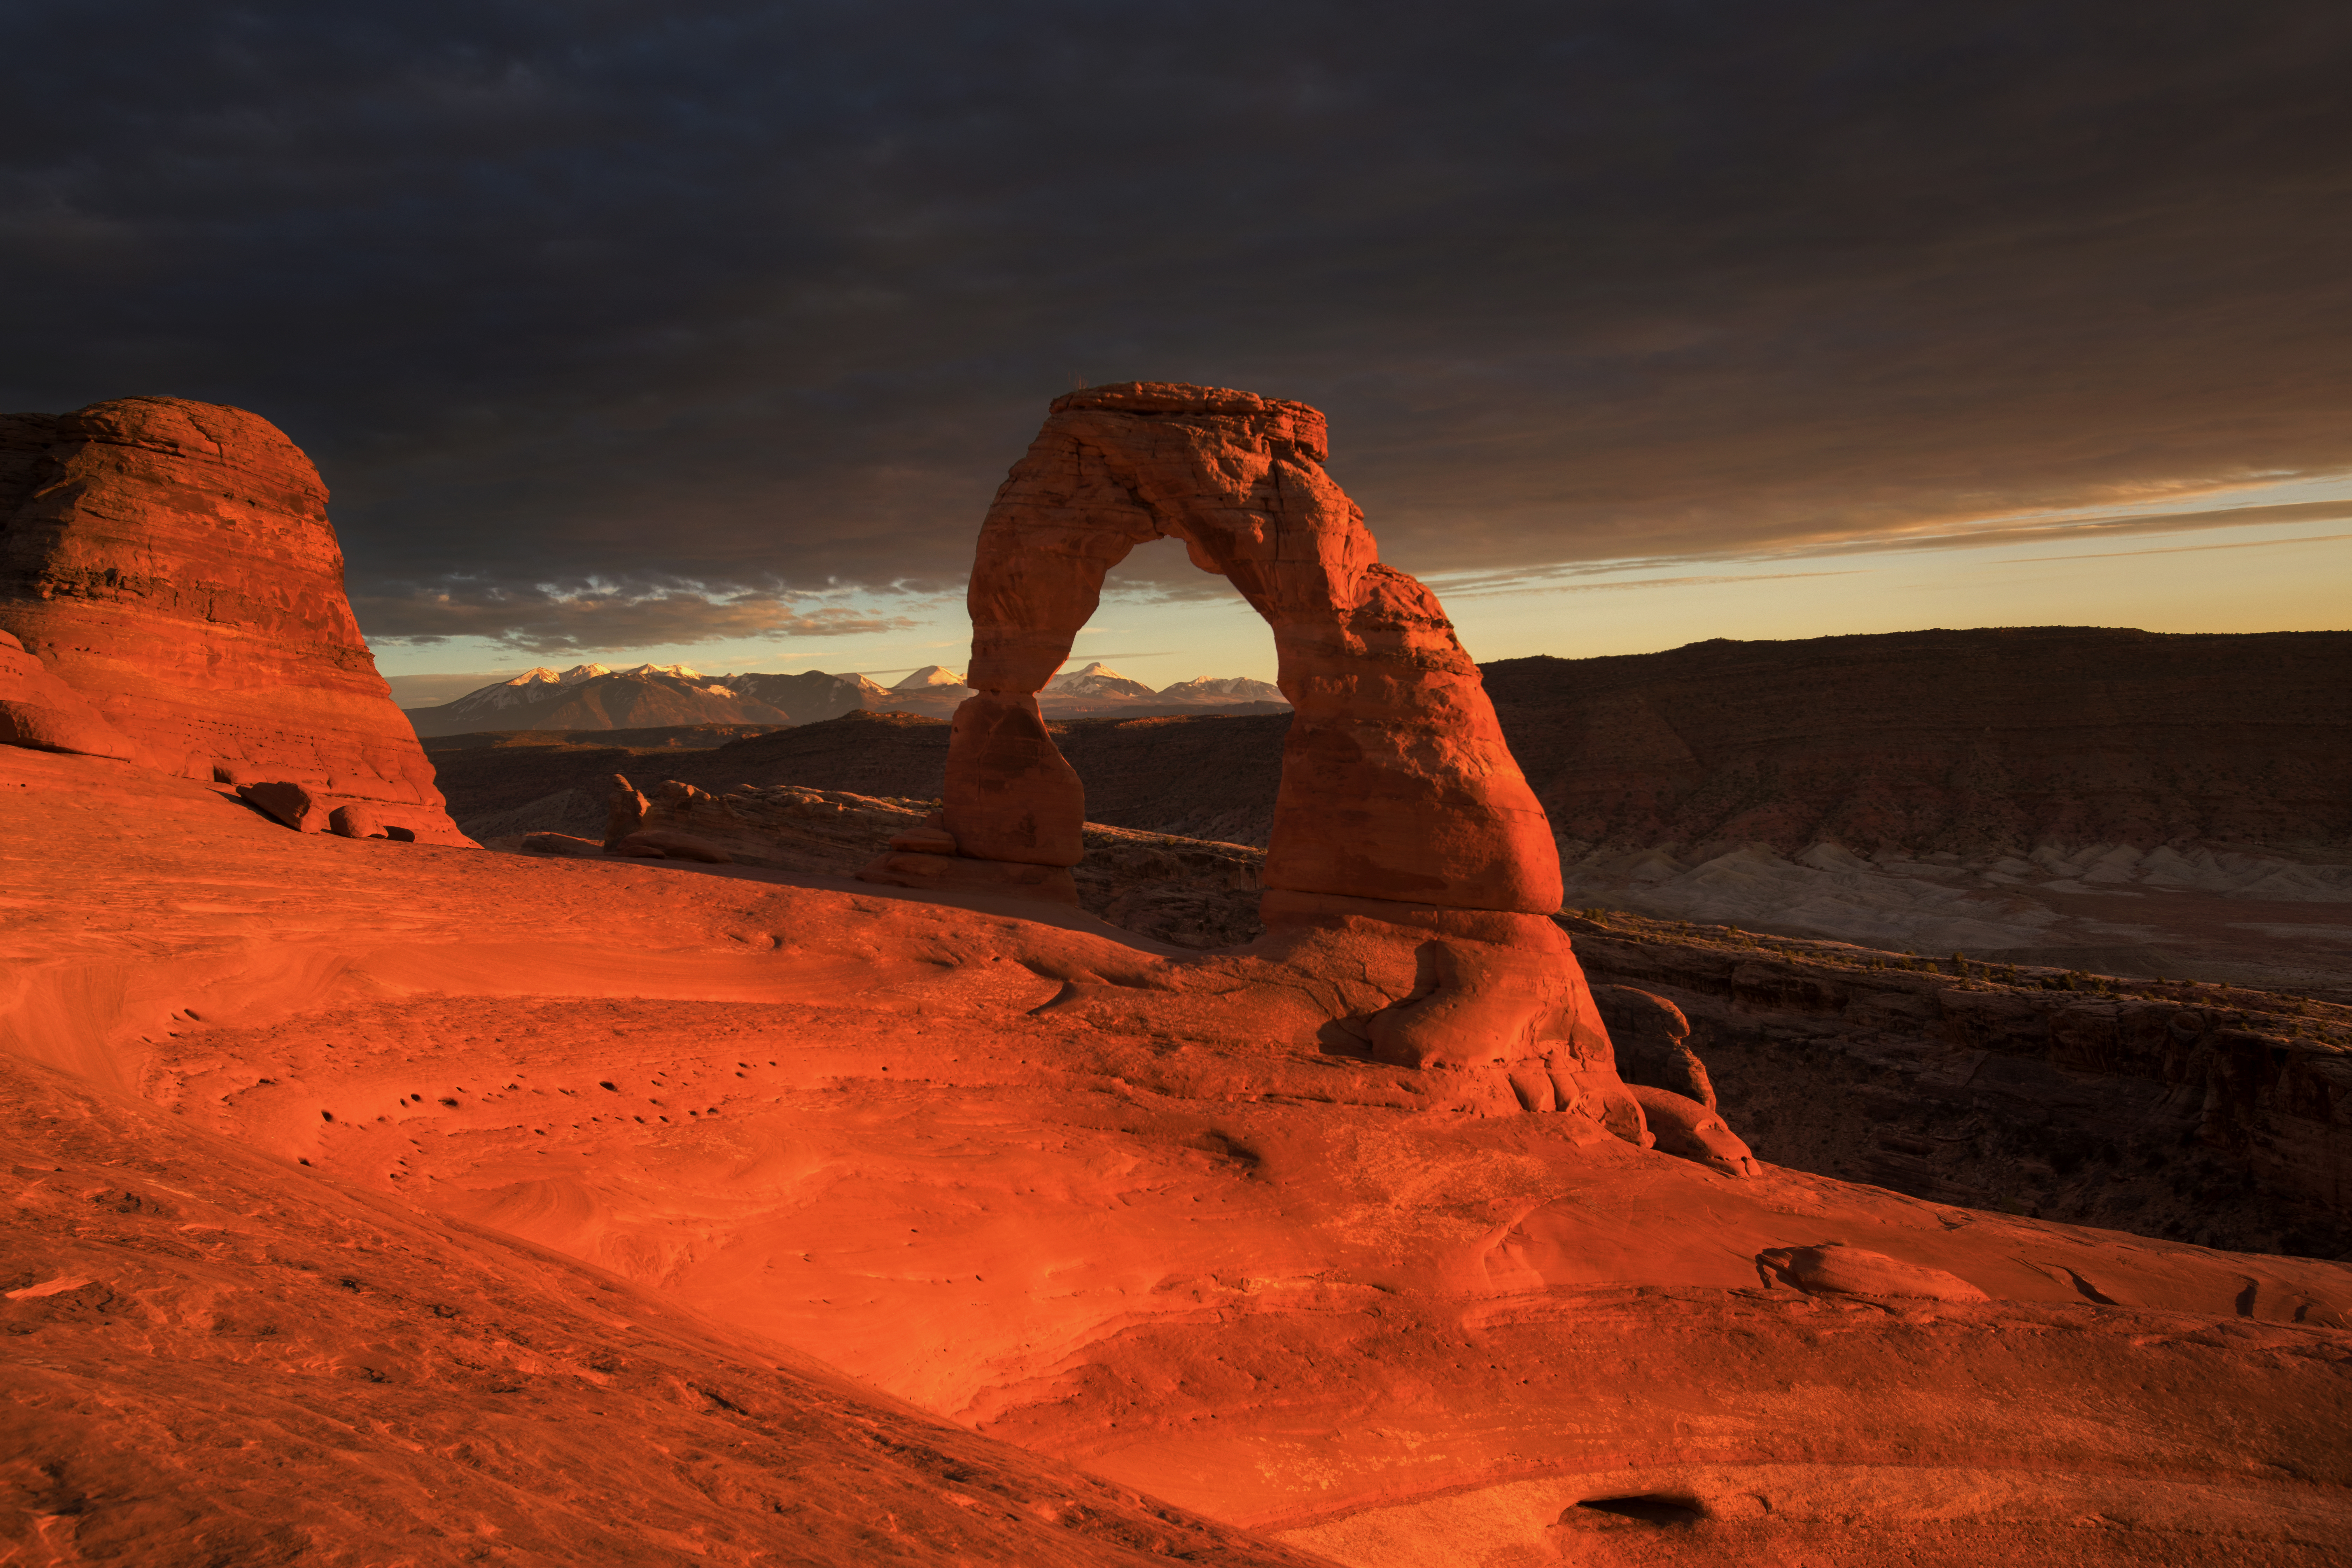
[4, 2, 2346, 705]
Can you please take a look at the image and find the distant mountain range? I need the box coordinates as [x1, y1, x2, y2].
[867, 662, 1287, 719]
[401, 659, 1285, 736]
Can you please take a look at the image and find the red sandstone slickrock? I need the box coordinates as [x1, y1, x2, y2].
[12, 736, 2351, 1568]
[0, 397, 465, 842]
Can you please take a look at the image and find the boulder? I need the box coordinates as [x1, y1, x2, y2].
[0, 399, 467, 843]
[1756, 1242, 1990, 1303]
[1556, 1068, 1653, 1145]
[237, 780, 329, 834]
[604, 774, 649, 850]
[0, 630, 139, 761]
[618, 829, 733, 864]
[327, 803, 386, 839]
[520, 832, 607, 858]
[1629, 1083, 1760, 1177]
[1592, 983, 1719, 1111]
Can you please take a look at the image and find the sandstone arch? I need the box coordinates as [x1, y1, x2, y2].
[940, 381, 1562, 916]
[861, 384, 1645, 1110]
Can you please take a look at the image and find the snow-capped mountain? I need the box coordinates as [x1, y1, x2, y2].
[1155, 675, 1285, 704]
[405, 663, 785, 737]
[456, 671, 558, 709]
[891, 664, 969, 691]
[411, 664, 612, 725]
[1042, 662, 1156, 700]
[1027, 665, 1290, 716]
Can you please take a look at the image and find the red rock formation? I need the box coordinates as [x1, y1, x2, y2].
[1629, 1083, 1761, 1176]
[603, 772, 650, 849]
[945, 383, 1559, 914]
[1757, 1242, 1990, 1302]
[0, 397, 465, 842]
[2, 1048, 1322, 1568]
[1592, 982, 1718, 1109]
[866, 384, 1618, 1124]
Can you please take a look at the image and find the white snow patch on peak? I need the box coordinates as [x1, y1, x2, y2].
[1045, 661, 1128, 691]
[893, 664, 968, 690]
[503, 667, 565, 687]
[1160, 674, 1284, 699]
[614, 663, 702, 680]
[555, 663, 613, 684]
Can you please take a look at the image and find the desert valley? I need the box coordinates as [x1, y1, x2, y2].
[3, 386, 2348, 1568]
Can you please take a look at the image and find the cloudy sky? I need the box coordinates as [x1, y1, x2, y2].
[5, 1, 2348, 702]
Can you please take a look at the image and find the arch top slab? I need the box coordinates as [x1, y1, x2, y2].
[945, 381, 1562, 916]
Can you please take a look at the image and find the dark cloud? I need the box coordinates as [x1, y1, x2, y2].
[353, 583, 917, 654]
[4, 2, 2347, 645]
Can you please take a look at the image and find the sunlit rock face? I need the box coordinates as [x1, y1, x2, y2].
[0, 397, 464, 841]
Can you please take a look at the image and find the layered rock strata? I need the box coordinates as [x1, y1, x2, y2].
[864, 384, 1631, 1128]
[0, 397, 465, 842]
